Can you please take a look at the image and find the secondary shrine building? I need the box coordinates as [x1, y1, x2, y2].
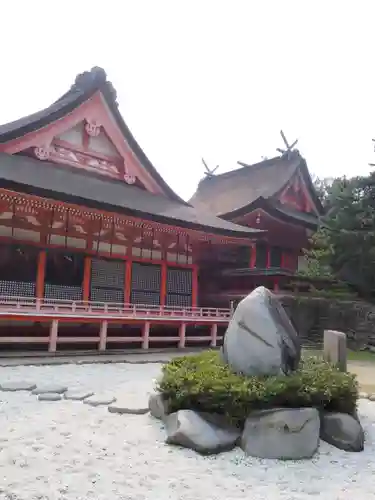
[0, 67, 321, 352]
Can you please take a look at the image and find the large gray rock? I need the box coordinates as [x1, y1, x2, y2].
[222, 286, 300, 376]
[165, 409, 240, 455]
[320, 412, 364, 452]
[241, 408, 320, 460]
[148, 392, 169, 420]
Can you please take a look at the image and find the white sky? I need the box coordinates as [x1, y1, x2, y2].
[1, 1, 374, 200]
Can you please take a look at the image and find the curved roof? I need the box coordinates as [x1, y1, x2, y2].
[189, 152, 323, 218]
[0, 67, 186, 205]
[0, 152, 262, 238]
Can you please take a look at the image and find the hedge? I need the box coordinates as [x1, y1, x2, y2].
[157, 350, 358, 426]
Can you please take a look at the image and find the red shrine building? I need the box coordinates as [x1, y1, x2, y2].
[0, 67, 321, 353]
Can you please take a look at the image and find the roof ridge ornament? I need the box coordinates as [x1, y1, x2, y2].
[67, 67, 118, 106]
[202, 158, 219, 179]
[276, 130, 299, 159]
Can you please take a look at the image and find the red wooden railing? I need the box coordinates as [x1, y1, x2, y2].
[0, 296, 232, 322]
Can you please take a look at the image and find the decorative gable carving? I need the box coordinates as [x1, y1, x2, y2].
[279, 170, 315, 213]
[31, 118, 137, 185]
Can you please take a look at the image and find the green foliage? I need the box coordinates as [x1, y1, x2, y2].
[158, 351, 358, 426]
[305, 173, 375, 298]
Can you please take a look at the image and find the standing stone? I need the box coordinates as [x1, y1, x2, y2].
[165, 409, 240, 454]
[241, 408, 320, 460]
[320, 412, 364, 452]
[222, 287, 301, 376]
[323, 330, 347, 371]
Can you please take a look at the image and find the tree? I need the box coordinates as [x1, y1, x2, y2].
[304, 173, 375, 298]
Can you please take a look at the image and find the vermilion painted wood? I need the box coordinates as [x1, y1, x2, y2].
[0, 93, 163, 195]
[36, 250, 46, 298]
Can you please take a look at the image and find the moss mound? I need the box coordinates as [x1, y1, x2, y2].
[158, 350, 358, 426]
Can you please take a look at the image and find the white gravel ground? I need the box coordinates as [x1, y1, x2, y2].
[0, 363, 375, 500]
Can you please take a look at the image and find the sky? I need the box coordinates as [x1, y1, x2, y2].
[1, 1, 374, 200]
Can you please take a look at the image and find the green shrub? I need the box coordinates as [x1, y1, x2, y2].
[157, 350, 358, 426]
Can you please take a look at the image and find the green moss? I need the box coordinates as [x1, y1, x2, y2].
[158, 350, 358, 426]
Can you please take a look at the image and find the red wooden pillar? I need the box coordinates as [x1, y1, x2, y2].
[266, 245, 271, 268]
[124, 259, 132, 304]
[160, 262, 167, 306]
[280, 250, 285, 269]
[82, 256, 92, 302]
[250, 243, 256, 268]
[36, 250, 46, 299]
[191, 265, 198, 307]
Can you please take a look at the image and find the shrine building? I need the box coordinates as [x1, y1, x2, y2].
[0, 67, 320, 353]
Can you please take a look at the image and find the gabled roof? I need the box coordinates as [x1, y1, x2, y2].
[0, 152, 262, 239]
[0, 67, 185, 204]
[189, 152, 323, 219]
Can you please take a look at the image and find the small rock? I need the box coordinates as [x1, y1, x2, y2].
[241, 408, 320, 460]
[64, 390, 94, 401]
[359, 392, 369, 399]
[83, 395, 116, 407]
[38, 393, 62, 402]
[0, 381, 36, 392]
[369, 394, 375, 402]
[165, 409, 240, 455]
[149, 392, 169, 420]
[108, 394, 149, 415]
[32, 385, 67, 395]
[320, 412, 364, 452]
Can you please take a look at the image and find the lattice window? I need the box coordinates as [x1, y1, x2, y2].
[165, 293, 192, 308]
[0, 280, 35, 297]
[131, 263, 161, 305]
[44, 284, 83, 301]
[91, 259, 125, 289]
[90, 287, 124, 303]
[166, 268, 192, 308]
[270, 246, 282, 268]
[131, 290, 160, 306]
[90, 258, 125, 303]
[255, 243, 268, 268]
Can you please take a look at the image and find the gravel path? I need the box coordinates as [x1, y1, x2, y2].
[1, 363, 375, 500]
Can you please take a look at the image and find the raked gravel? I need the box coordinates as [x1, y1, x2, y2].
[0, 363, 375, 500]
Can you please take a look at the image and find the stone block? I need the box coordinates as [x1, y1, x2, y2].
[323, 330, 347, 371]
[241, 407, 320, 460]
[165, 410, 240, 454]
[38, 393, 63, 402]
[0, 381, 36, 392]
[320, 412, 364, 452]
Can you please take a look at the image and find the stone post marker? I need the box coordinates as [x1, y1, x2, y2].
[323, 330, 347, 372]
